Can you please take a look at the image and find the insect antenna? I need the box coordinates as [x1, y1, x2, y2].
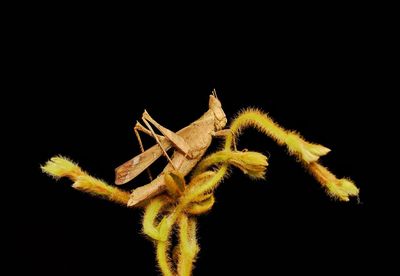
[212, 88, 218, 99]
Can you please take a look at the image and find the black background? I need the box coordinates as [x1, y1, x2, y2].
[10, 7, 395, 276]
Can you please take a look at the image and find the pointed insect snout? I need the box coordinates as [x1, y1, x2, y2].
[209, 94, 227, 130]
[209, 94, 221, 108]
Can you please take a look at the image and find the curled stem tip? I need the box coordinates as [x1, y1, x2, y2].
[309, 162, 359, 201]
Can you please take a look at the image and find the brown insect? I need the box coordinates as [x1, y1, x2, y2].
[115, 90, 230, 206]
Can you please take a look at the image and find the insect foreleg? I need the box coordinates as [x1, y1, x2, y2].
[212, 129, 237, 150]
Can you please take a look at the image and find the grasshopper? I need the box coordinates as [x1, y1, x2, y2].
[115, 90, 229, 206]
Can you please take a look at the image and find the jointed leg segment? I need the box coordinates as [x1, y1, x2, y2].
[141, 111, 177, 170]
[134, 121, 154, 181]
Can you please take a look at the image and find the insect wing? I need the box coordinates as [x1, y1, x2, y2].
[115, 142, 172, 185]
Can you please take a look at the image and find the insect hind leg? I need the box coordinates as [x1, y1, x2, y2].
[141, 112, 177, 170]
[134, 121, 155, 181]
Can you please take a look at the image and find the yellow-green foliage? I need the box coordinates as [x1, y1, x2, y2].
[225, 108, 331, 163]
[41, 107, 359, 276]
[140, 145, 270, 275]
[193, 150, 268, 179]
[224, 108, 358, 201]
[143, 165, 229, 275]
[142, 196, 171, 241]
[308, 162, 359, 201]
[41, 156, 84, 181]
[165, 171, 186, 198]
[177, 215, 199, 276]
[41, 156, 130, 205]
